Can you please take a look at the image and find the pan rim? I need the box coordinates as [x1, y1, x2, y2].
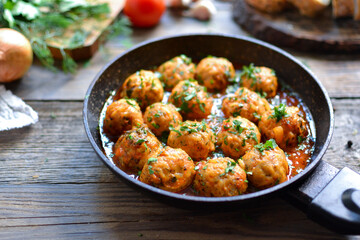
[83, 33, 334, 203]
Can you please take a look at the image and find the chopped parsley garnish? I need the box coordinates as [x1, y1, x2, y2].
[169, 126, 182, 136]
[126, 99, 137, 108]
[147, 158, 158, 164]
[240, 63, 260, 82]
[255, 139, 277, 155]
[269, 104, 289, 122]
[184, 90, 197, 101]
[151, 123, 160, 129]
[233, 120, 245, 134]
[179, 54, 192, 65]
[220, 160, 237, 176]
[136, 139, 146, 144]
[199, 102, 206, 113]
[148, 165, 154, 175]
[253, 112, 262, 120]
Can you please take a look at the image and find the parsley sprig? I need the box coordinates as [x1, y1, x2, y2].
[220, 160, 237, 176]
[269, 104, 290, 122]
[0, 0, 131, 73]
[240, 63, 260, 82]
[255, 139, 277, 155]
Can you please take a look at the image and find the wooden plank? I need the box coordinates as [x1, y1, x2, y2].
[48, 0, 125, 60]
[0, 184, 344, 239]
[0, 100, 359, 183]
[233, 0, 360, 53]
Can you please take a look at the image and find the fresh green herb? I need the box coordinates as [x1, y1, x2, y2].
[199, 102, 206, 113]
[184, 90, 197, 101]
[255, 139, 277, 155]
[224, 136, 228, 145]
[148, 158, 158, 164]
[240, 63, 260, 81]
[253, 112, 262, 120]
[151, 123, 160, 129]
[126, 99, 137, 108]
[179, 54, 192, 65]
[220, 160, 237, 176]
[136, 139, 146, 144]
[0, 0, 131, 72]
[233, 120, 245, 134]
[148, 165, 154, 175]
[169, 126, 182, 136]
[269, 104, 289, 122]
[298, 136, 305, 143]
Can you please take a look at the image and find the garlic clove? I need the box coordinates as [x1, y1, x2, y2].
[167, 0, 192, 8]
[183, 0, 217, 21]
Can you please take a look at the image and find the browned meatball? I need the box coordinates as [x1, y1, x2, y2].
[113, 125, 162, 172]
[193, 157, 248, 197]
[195, 56, 235, 92]
[258, 104, 308, 149]
[217, 116, 261, 159]
[240, 64, 278, 98]
[144, 103, 183, 137]
[103, 99, 143, 136]
[116, 70, 164, 109]
[169, 80, 213, 120]
[157, 55, 196, 90]
[242, 139, 289, 189]
[167, 120, 215, 161]
[139, 146, 195, 192]
[222, 87, 271, 123]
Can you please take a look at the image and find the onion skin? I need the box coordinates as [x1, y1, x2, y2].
[0, 28, 33, 83]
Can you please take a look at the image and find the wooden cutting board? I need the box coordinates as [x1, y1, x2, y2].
[233, 0, 360, 53]
[48, 0, 125, 61]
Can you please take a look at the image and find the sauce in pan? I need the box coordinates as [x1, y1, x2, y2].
[99, 57, 315, 196]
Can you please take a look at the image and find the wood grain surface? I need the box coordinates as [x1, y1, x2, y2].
[48, 0, 125, 60]
[233, 0, 360, 53]
[1, 1, 360, 239]
[1, 101, 356, 239]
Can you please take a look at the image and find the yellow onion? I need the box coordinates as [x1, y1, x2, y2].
[0, 28, 33, 83]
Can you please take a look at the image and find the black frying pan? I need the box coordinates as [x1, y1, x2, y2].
[83, 34, 360, 234]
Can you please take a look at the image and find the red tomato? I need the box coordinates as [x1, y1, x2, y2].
[124, 0, 166, 28]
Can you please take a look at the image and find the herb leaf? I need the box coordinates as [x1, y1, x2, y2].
[269, 104, 289, 122]
[255, 139, 277, 155]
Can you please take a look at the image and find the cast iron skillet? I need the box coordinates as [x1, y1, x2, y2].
[83, 34, 360, 234]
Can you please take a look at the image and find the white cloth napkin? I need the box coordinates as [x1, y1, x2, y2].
[0, 85, 38, 131]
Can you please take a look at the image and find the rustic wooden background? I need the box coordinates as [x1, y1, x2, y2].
[1, 1, 360, 239]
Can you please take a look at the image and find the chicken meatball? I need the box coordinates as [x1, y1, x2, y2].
[167, 120, 215, 161]
[193, 157, 248, 197]
[240, 64, 278, 98]
[144, 103, 183, 137]
[242, 139, 289, 189]
[139, 146, 195, 192]
[195, 56, 235, 92]
[116, 70, 164, 109]
[258, 104, 308, 149]
[157, 54, 196, 90]
[113, 125, 162, 172]
[217, 116, 261, 159]
[103, 99, 143, 136]
[222, 87, 271, 123]
[169, 79, 213, 120]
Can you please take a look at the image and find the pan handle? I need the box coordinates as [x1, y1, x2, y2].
[286, 160, 360, 235]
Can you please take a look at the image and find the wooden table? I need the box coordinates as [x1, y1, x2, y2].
[1, 1, 360, 239]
